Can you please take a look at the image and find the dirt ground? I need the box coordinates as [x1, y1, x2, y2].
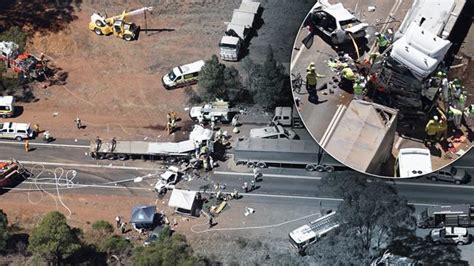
[7, 0, 241, 142]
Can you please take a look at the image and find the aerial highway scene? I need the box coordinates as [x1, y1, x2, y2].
[0, 0, 473, 265]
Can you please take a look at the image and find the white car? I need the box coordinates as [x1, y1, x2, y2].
[305, 0, 369, 44]
[154, 166, 182, 194]
[249, 125, 297, 139]
[430, 227, 471, 245]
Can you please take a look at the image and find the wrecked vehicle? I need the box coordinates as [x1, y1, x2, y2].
[154, 166, 183, 195]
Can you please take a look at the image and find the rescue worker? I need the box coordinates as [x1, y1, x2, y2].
[250, 180, 256, 191]
[208, 216, 213, 228]
[425, 116, 440, 145]
[115, 216, 121, 228]
[74, 117, 82, 129]
[353, 79, 365, 100]
[457, 91, 467, 110]
[449, 105, 463, 129]
[368, 52, 381, 65]
[340, 67, 356, 91]
[111, 137, 117, 152]
[24, 139, 30, 152]
[231, 115, 239, 128]
[375, 32, 389, 53]
[95, 136, 102, 153]
[437, 111, 448, 141]
[43, 130, 52, 143]
[242, 182, 248, 193]
[33, 124, 40, 136]
[306, 67, 318, 102]
[464, 105, 474, 130]
[253, 166, 260, 181]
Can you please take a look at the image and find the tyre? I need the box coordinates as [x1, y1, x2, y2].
[117, 154, 129, 161]
[305, 164, 316, 171]
[123, 34, 133, 41]
[315, 165, 325, 172]
[431, 176, 437, 182]
[324, 165, 335, 173]
[455, 180, 461, 185]
[457, 241, 464, 246]
[1, 114, 6, 118]
[106, 153, 116, 160]
[256, 162, 266, 168]
[15, 136, 22, 141]
[95, 20, 105, 27]
[94, 27, 102, 35]
[97, 153, 105, 160]
[246, 161, 255, 168]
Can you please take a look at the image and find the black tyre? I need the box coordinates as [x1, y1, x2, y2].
[324, 165, 335, 173]
[95, 20, 106, 27]
[256, 162, 266, 168]
[455, 180, 461, 185]
[117, 154, 129, 161]
[123, 34, 133, 41]
[315, 165, 325, 172]
[94, 27, 102, 35]
[106, 153, 116, 160]
[97, 153, 105, 160]
[305, 164, 316, 171]
[457, 241, 464, 246]
[431, 176, 437, 182]
[15, 136, 22, 141]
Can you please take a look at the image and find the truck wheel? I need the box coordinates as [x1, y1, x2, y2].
[15, 136, 23, 141]
[455, 180, 461, 185]
[324, 166, 335, 173]
[305, 164, 316, 171]
[1, 114, 6, 118]
[246, 161, 255, 168]
[94, 27, 102, 35]
[117, 154, 129, 161]
[123, 34, 133, 41]
[315, 165, 325, 172]
[457, 241, 464, 246]
[106, 153, 116, 160]
[430, 176, 437, 182]
[257, 162, 266, 168]
[96, 153, 105, 160]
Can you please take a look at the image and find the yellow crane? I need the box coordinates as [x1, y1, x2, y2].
[88, 7, 153, 41]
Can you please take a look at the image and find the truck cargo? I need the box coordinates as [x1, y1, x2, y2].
[417, 204, 474, 228]
[189, 101, 243, 123]
[234, 138, 344, 172]
[271, 106, 304, 128]
[219, 0, 261, 61]
[89, 125, 213, 161]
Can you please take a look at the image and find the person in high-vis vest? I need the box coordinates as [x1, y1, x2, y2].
[449, 105, 463, 129]
[457, 91, 467, 110]
[464, 104, 474, 130]
[353, 80, 364, 100]
[306, 68, 318, 102]
[375, 32, 389, 53]
[425, 116, 440, 145]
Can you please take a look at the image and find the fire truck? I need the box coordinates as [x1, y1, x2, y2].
[0, 41, 46, 80]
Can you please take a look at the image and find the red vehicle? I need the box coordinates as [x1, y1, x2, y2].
[0, 160, 25, 189]
[0, 41, 46, 79]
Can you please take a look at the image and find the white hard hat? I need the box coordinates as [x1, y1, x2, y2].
[374, 32, 380, 36]
[433, 115, 439, 121]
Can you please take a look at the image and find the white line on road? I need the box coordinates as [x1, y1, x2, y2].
[393, 181, 474, 189]
[21, 181, 151, 190]
[2, 160, 158, 171]
[291, 42, 306, 70]
[0, 141, 89, 149]
[213, 171, 322, 180]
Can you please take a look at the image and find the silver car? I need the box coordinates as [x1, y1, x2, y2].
[430, 227, 471, 245]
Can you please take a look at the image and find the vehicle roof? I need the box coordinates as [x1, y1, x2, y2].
[391, 23, 452, 80]
[322, 3, 355, 22]
[226, 24, 247, 40]
[250, 125, 283, 137]
[0, 96, 14, 105]
[274, 106, 292, 117]
[0, 122, 29, 130]
[176, 60, 205, 76]
[221, 35, 241, 46]
[429, 204, 471, 215]
[236, 138, 318, 154]
[398, 148, 432, 177]
[432, 226, 468, 235]
[324, 100, 398, 173]
[289, 212, 338, 244]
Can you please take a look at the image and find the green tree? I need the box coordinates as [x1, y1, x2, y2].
[252, 45, 292, 110]
[307, 173, 416, 264]
[97, 235, 132, 255]
[0, 26, 27, 52]
[91, 220, 114, 236]
[197, 55, 244, 103]
[0, 210, 8, 252]
[28, 211, 82, 264]
[131, 233, 205, 266]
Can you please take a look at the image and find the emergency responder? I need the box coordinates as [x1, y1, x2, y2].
[75, 117, 82, 129]
[340, 67, 356, 91]
[43, 130, 52, 143]
[208, 216, 214, 228]
[250, 180, 256, 191]
[253, 166, 260, 181]
[449, 105, 463, 129]
[306, 67, 318, 102]
[24, 139, 30, 152]
[425, 116, 440, 145]
[111, 137, 117, 152]
[231, 115, 239, 128]
[353, 79, 365, 100]
[95, 136, 102, 152]
[242, 182, 248, 193]
[464, 105, 474, 130]
[437, 112, 448, 141]
[33, 124, 40, 137]
[457, 91, 467, 110]
[375, 32, 389, 53]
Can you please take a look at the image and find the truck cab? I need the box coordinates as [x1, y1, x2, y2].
[162, 60, 205, 89]
[154, 166, 182, 194]
[428, 166, 469, 184]
[0, 96, 15, 118]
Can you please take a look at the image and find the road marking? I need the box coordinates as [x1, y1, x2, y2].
[291, 43, 306, 70]
[2, 160, 158, 171]
[320, 104, 346, 148]
[393, 181, 474, 189]
[20, 181, 151, 190]
[0, 140, 89, 149]
[213, 171, 322, 180]
[242, 193, 438, 207]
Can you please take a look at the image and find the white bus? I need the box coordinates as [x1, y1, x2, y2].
[289, 211, 339, 254]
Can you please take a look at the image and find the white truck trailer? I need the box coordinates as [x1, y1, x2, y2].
[234, 138, 344, 172]
[189, 101, 243, 123]
[219, 0, 261, 61]
[89, 125, 213, 161]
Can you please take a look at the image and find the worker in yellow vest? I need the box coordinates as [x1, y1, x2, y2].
[425, 116, 440, 145]
[375, 32, 389, 53]
[353, 80, 365, 100]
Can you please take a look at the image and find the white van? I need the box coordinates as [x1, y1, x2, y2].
[0, 122, 34, 141]
[162, 60, 205, 89]
[395, 148, 432, 178]
[0, 96, 15, 118]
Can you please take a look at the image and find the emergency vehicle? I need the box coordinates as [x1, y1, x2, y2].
[162, 60, 205, 89]
[0, 96, 15, 118]
[0, 122, 34, 141]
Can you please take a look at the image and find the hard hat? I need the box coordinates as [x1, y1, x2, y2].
[374, 32, 380, 36]
[310, 66, 316, 71]
[433, 116, 439, 121]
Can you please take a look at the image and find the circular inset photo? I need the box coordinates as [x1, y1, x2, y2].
[290, 0, 473, 177]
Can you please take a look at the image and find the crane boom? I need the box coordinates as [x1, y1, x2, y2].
[111, 7, 153, 20]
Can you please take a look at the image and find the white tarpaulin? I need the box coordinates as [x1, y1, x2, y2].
[168, 189, 197, 211]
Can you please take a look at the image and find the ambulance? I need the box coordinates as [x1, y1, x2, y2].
[162, 60, 205, 89]
[0, 96, 15, 118]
